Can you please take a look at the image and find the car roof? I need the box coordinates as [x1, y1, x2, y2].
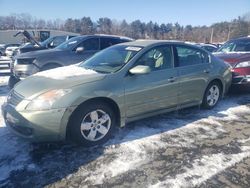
[116, 40, 186, 47]
[73, 34, 133, 41]
[229, 36, 250, 42]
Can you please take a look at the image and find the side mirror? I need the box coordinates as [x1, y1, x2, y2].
[76, 47, 84, 53]
[129, 65, 151, 75]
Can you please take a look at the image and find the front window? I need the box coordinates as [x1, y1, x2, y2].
[135, 45, 173, 71]
[56, 36, 85, 50]
[40, 37, 54, 47]
[74, 38, 99, 51]
[79, 45, 142, 73]
[217, 39, 250, 53]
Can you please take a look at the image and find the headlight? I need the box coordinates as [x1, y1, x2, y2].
[25, 89, 71, 111]
[235, 61, 250, 68]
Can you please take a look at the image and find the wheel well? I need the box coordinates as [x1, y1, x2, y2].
[41, 63, 61, 71]
[66, 97, 121, 139]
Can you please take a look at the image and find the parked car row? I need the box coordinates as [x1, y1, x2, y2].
[2, 33, 250, 146]
[8, 34, 133, 87]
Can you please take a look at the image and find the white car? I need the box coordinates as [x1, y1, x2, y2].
[5, 46, 20, 57]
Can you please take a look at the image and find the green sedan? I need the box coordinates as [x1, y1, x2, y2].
[2, 40, 232, 146]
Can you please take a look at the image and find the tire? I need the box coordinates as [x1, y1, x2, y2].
[68, 102, 116, 147]
[41, 64, 60, 71]
[8, 75, 20, 89]
[202, 81, 222, 109]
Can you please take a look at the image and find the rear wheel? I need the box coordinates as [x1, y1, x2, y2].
[68, 102, 116, 147]
[202, 81, 222, 109]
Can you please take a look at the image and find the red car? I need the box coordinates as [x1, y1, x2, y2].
[214, 37, 250, 90]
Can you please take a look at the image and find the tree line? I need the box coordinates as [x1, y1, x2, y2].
[1, 13, 250, 43]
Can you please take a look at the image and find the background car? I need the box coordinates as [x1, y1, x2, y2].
[13, 30, 77, 56]
[2, 40, 232, 146]
[0, 43, 20, 56]
[5, 46, 20, 57]
[8, 34, 133, 88]
[213, 36, 250, 90]
[197, 43, 218, 52]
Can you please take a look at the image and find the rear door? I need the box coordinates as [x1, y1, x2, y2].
[174, 45, 211, 106]
[124, 45, 179, 118]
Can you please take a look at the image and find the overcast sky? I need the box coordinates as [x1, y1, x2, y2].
[0, 0, 249, 26]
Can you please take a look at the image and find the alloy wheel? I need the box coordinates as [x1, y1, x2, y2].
[206, 85, 220, 107]
[80, 109, 111, 142]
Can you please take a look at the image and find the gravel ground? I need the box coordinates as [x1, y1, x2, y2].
[0, 75, 250, 188]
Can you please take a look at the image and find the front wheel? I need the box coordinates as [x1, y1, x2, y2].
[202, 81, 222, 109]
[68, 102, 116, 147]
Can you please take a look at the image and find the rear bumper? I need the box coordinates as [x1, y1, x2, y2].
[2, 102, 68, 142]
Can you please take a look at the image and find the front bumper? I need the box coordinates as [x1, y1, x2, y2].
[232, 75, 250, 85]
[2, 102, 68, 142]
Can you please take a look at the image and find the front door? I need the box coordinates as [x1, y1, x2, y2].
[124, 45, 179, 118]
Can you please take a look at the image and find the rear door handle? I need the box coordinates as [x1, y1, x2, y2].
[168, 77, 176, 82]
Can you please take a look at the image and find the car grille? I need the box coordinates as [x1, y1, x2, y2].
[7, 90, 24, 106]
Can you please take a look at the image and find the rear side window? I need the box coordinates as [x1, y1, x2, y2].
[100, 38, 123, 50]
[176, 46, 209, 67]
[76, 38, 100, 51]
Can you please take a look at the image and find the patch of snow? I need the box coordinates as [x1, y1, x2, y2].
[0, 76, 30, 182]
[151, 146, 250, 188]
[35, 65, 97, 80]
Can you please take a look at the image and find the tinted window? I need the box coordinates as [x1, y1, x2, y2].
[76, 38, 99, 51]
[176, 46, 209, 67]
[136, 45, 173, 71]
[100, 38, 122, 50]
[52, 36, 67, 46]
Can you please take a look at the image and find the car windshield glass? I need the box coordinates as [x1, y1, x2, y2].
[56, 36, 83, 50]
[217, 40, 250, 52]
[79, 45, 142, 73]
[40, 37, 53, 47]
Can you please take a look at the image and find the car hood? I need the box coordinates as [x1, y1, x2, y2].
[213, 52, 250, 67]
[16, 48, 64, 59]
[14, 65, 106, 98]
[14, 30, 41, 47]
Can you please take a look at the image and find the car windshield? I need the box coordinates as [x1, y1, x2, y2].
[217, 39, 250, 53]
[79, 45, 142, 73]
[40, 37, 54, 47]
[56, 36, 83, 50]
